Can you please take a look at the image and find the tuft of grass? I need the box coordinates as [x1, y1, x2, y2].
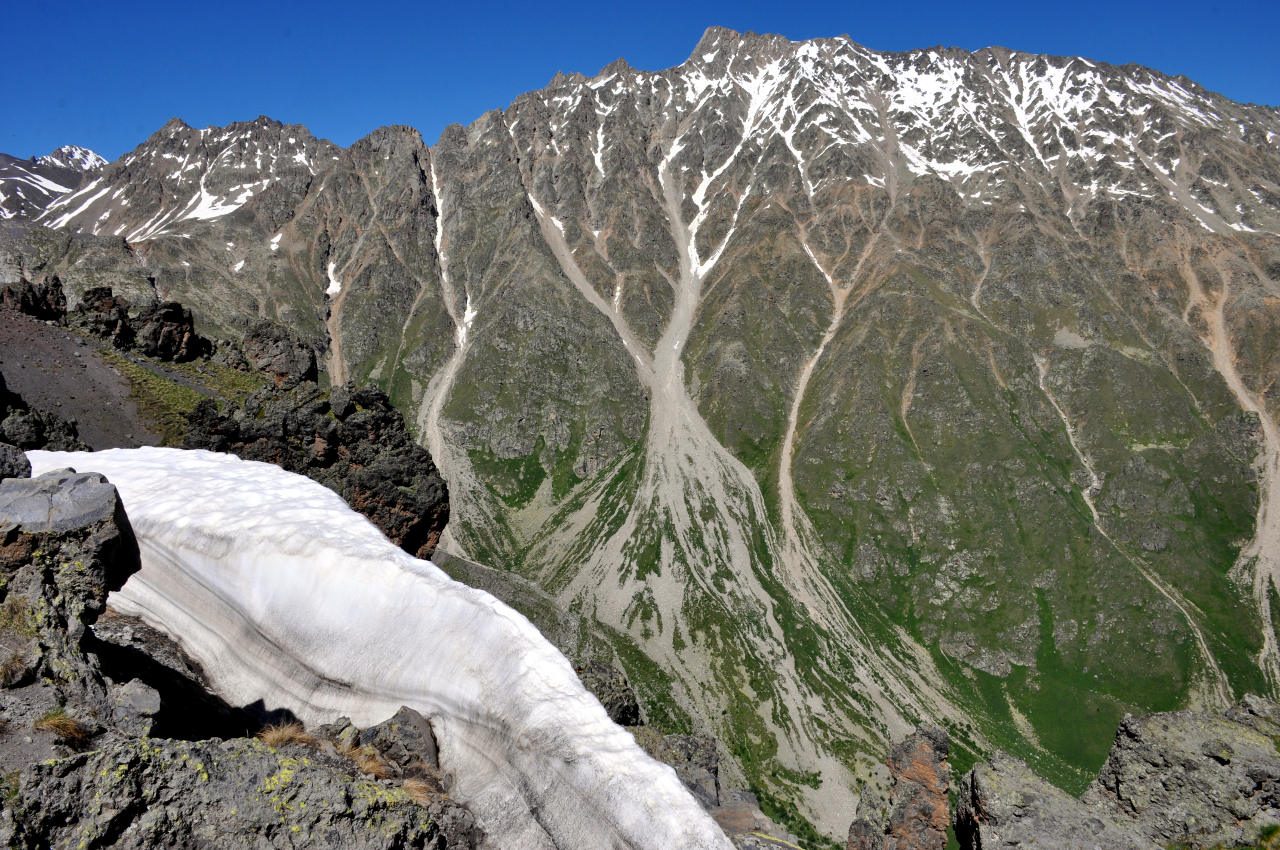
[257, 721, 317, 748]
[402, 775, 445, 804]
[33, 707, 90, 747]
[0, 598, 37, 639]
[338, 742, 393, 779]
[0, 652, 28, 687]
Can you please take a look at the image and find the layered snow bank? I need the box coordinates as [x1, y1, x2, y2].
[28, 447, 732, 850]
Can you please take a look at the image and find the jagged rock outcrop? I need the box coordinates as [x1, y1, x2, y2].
[629, 727, 721, 809]
[68, 285, 134, 348]
[240, 320, 318, 386]
[848, 726, 951, 850]
[184, 380, 448, 558]
[578, 661, 641, 726]
[132, 300, 210, 362]
[0, 371, 86, 452]
[0, 736, 478, 850]
[954, 752, 1150, 850]
[70, 286, 211, 362]
[1083, 694, 1280, 846]
[955, 697, 1280, 849]
[1, 275, 65, 320]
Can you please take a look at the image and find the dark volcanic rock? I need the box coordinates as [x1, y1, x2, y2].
[0, 370, 87, 452]
[629, 726, 720, 809]
[0, 443, 28, 479]
[133, 300, 210, 362]
[577, 660, 641, 726]
[70, 287, 212, 362]
[356, 706, 442, 780]
[69, 285, 134, 348]
[241, 320, 318, 386]
[0, 736, 479, 850]
[1, 276, 65, 320]
[184, 380, 448, 558]
[848, 725, 951, 850]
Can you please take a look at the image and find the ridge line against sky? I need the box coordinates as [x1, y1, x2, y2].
[8, 0, 1279, 162]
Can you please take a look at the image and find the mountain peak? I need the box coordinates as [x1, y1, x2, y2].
[35, 145, 106, 172]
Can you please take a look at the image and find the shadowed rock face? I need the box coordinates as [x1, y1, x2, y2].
[6, 26, 1280, 840]
[0, 370, 86, 452]
[848, 726, 951, 850]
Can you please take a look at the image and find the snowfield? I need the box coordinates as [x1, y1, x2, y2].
[27, 447, 732, 850]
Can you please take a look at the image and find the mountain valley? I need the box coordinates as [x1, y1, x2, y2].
[4, 27, 1280, 842]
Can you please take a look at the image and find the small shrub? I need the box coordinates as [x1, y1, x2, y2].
[33, 708, 90, 747]
[257, 722, 317, 748]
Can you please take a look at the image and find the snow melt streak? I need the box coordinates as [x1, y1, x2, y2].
[27, 448, 731, 850]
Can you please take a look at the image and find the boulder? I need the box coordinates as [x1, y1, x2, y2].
[69, 287, 211, 362]
[356, 705, 441, 779]
[69, 285, 134, 348]
[241, 320, 318, 386]
[133, 300, 210, 362]
[847, 725, 951, 850]
[0, 468, 142, 765]
[0, 370, 86, 452]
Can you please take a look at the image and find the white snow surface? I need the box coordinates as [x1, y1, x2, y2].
[325, 262, 342, 295]
[26, 448, 732, 850]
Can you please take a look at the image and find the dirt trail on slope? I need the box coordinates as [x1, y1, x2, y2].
[0, 307, 160, 449]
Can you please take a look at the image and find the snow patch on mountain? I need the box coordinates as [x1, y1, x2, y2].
[26, 447, 733, 850]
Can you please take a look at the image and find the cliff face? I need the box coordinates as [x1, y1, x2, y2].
[956, 695, 1280, 849]
[6, 26, 1280, 838]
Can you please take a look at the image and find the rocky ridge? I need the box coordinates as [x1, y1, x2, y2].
[955, 696, 1280, 849]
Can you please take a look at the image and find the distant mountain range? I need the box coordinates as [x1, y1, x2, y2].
[0, 145, 104, 221]
[4, 26, 1279, 841]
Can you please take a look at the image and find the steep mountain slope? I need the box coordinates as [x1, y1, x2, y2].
[11, 28, 1280, 840]
[0, 145, 104, 220]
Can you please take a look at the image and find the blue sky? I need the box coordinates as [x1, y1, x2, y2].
[7, 0, 1278, 161]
